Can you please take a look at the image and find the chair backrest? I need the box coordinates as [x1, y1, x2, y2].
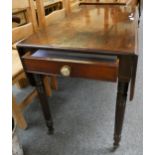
[12, 0, 29, 9]
[12, 0, 38, 44]
[45, 9, 66, 26]
[70, 0, 80, 8]
[126, 0, 138, 6]
[36, 0, 80, 28]
[12, 23, 34, 44]
[46, 0, 80, 26]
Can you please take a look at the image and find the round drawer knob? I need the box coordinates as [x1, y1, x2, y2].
[60, 65, 71, 77]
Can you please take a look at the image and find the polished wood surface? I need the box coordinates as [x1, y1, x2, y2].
[18, 5, 137, 55]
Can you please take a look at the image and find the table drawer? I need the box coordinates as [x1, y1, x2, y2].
[22, 50, 118, 82]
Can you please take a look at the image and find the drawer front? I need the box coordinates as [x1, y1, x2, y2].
[22, 57, 118, 82]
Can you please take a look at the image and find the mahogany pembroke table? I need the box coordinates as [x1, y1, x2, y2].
[17, 2, 139, 148]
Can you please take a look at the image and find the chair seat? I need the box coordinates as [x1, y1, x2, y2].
[12, 50, 23, 80]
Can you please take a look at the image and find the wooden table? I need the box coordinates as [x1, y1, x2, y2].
[17, 3, 139, 148]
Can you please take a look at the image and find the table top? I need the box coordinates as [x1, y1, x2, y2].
[18, 4, 138, 56]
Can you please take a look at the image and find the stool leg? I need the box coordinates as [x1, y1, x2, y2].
[113, 81, 129, 148]
[12, 95, 27, 129]
[34, 74, 54, 134]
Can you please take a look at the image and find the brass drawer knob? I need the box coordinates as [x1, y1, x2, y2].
[60, 65, 71, 77]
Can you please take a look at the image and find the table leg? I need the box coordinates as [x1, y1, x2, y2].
[113, 81, 129, 148]
[34, 74, 54, 134]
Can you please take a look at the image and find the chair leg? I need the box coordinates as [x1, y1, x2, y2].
[43, 76, 58, 97]
[12, 95, 28, 129]
[15, 77, 29, 89]
[50, 76, 58, 90]
[43, 76, 52, 96]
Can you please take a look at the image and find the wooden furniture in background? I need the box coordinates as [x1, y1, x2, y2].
[12, 0, 38, 89]
[35, 0, 81, 28]
[12, 49, 38, 129]
[41, 0, 63, 15]
[12, 8, 28, 27]
[17, 2, 139, 149]
[12, 0, 53, 129]
[12, 49, 53, 129]
[12, 3, 37, 129]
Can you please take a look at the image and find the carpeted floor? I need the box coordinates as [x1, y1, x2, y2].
[13, 16, 143, 155]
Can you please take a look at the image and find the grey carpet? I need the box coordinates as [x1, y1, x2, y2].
[14, 17, 143, 155]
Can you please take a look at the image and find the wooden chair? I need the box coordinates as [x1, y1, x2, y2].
[12, 49, 53, 129]
[12, 50, 38, 129]
[12, 0, 54, 129]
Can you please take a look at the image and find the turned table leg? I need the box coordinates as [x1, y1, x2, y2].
[34, 74, 54, 134]
[113, 81, 129, 148]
